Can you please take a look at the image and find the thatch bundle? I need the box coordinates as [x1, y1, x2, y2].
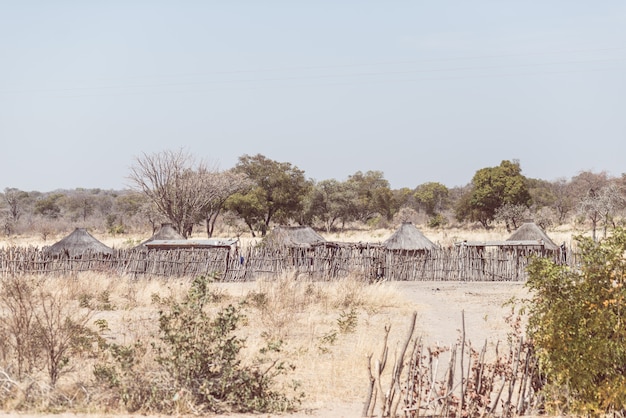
[383, 222, 438, 252]
[45, 228, 114, 257]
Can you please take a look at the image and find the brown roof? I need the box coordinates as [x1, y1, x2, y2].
[262, 225, 326, 248]
[506, 222, 559, 251]
[383, 222, 438, 251]
[135, 223, 185, 249]
[46, 228, 114, 257]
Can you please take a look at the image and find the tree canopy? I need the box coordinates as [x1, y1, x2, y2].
[226, 154, 311, 236]
[456, 160, 531, 228]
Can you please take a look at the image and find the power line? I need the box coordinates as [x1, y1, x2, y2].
[1, 47, 624, 97]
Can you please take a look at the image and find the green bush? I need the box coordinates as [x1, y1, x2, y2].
[427, 213, 448, 228]
[95, 274, 302, 414]
[525, 228, 626, 415]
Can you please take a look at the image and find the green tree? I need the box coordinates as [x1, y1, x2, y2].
[526, 177, 558, 226]
[392, 187, 415, 212]
[345, 171, 394, 222]
[550, 178, 576, 225]
[526, 229, 626, 415]
[62, 189, 95, 222]
[227, 154, 311, 236]
[456, 160, 531, 228]
[34, 194, 63, 219]
[414, 182, 449, 216]
[305, 179, 356, 232]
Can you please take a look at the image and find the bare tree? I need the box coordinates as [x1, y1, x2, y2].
[3, 188, 26, 222]
[550, 178, 575, 224]
[199, 169, 251, 237]
[578, 183, 626, 241]
[494, 203, 529, 232]
[2, 188, 29, 235]
[128, 149, 241, 238]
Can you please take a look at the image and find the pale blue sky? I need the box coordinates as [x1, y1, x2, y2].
[1, 1, 625, 192]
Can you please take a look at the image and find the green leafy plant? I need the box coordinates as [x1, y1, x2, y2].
[427, 213, 448, 228]
[95, 274, 302, 414]
[337, 307, 358, 334]
[525, 228, 626, 415]
[317, 330, 338, 354]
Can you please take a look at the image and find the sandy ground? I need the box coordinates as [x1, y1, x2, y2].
[5, 281, 530, 418]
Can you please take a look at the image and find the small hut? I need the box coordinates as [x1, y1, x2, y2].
[135, 223, 185, 250]
[45, 228, 114, 258]
[383, 222, 438, 253]
[506, 222, 559, 252]
[261, 225, 326, 249]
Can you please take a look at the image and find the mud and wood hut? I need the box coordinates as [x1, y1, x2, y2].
[506, 222, 559, 252]
[261, 225, 326, 249]
[371, 222, 438, 281]
[134, 223, 185, 250]
[503, 222, 563, 262]
[45, 228, 114, 258]
[258, 226, 327, 273]
[383, 222, 438, 253]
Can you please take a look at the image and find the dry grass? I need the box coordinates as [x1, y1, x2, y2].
[211, 273, 418, 405]
[0, 271, 419, 412]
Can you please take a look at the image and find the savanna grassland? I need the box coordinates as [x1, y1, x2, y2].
[0, 225, 584, 417]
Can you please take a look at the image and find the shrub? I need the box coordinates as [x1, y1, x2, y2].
[427, 213, 448, 228]
[525, 228, 626, 415]
[0, 276, 96, 387]
[95, 274, 302, 414]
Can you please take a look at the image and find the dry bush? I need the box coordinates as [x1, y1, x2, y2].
[91, 275, 302, 414]
[0, 275, 100, 411]
[364, 312, 541, 418]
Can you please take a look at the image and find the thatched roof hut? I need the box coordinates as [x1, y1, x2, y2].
[46, 228, 114, 257]
[383, 222, 438, 252]
[262, 225, 326, 249]
[135, 223, 185, 249]
[506, 222, 559, 251]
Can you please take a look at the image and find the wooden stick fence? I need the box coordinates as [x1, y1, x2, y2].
[364, 311, 541, 418]
[0, 244, 573, 281]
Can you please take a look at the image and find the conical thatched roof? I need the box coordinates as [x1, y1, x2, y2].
[135, 223, 185, 249]
[262, 225, 326, 248]
[383, 222, 438, 251]
[506, 222, 559, 251]
[46, 228, 114, 257]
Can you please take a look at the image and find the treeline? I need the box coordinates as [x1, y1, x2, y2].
[2, 151, 626, 241]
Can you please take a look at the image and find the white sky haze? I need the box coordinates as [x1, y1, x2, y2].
[1, 1, 625, 192]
